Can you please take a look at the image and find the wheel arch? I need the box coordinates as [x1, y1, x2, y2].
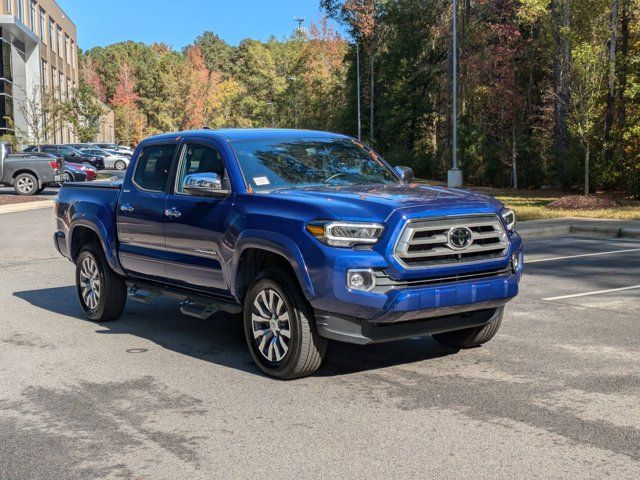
[232, 236, 315, 304]
[68, 218, 125, 275]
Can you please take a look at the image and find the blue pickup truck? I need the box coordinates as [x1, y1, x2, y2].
[54, 129, 522, 379]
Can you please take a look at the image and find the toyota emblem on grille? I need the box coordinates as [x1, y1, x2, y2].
[447, 227, 473, 250]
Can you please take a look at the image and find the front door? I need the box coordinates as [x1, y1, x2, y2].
[117, 143, 177, 281]
[163, 141, 234, 294]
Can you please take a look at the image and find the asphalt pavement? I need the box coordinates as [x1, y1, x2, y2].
[1, 208, 639, 479]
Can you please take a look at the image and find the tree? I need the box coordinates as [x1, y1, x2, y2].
[62, 82, 107, 142]
[551, 0, 572, 186]
[13, 84, 58, 145]
[192, 31, 236, 76]
[565, 41, 606, 195]
[111, 62, 145, 145]
[322, 0, 378, 142]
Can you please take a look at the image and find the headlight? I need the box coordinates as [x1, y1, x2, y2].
[501, 208, 517, 231]
[306, 221, 384, 247]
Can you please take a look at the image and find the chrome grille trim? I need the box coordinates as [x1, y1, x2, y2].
[394, 215, 508, 268]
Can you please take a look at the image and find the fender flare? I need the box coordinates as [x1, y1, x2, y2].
[68, 214, 125, 275]
[230, 230, 315, 301]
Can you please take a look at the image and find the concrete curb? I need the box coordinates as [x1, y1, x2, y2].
[519, 218, 640, 240]
[0, 200, 54, 215]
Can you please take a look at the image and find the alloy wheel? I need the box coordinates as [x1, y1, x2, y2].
[251, 288, 291, 362]
[79, 257, 101, 310]
[16, 177, 35, 193]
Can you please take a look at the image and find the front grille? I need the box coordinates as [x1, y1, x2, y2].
[394, 215, 508, 268]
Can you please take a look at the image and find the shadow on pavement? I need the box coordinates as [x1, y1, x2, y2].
[13, 285, 456, 378]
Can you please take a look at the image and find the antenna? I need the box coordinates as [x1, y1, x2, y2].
[293, 16, 305, 31]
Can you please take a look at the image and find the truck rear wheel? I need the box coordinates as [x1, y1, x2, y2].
[14, 173, 38, 195]
[75, 244, 127, 322]
[432, 308, 504, 349]
[243, 269, 327, 379]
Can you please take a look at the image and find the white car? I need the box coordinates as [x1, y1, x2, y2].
[79, 148, 130, 170]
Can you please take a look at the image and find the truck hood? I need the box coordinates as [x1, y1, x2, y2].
[265, 184, 504, 222]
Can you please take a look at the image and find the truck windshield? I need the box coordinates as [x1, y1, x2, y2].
[231, 137, 401, 191]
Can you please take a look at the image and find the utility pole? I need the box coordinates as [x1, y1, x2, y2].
[293, 16, 305, 34]
[448, 0, 463, 188]
[356, 42, 362, 140]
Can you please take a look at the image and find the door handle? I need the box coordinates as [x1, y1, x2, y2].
[120, 204, 134, 213]
[164, 207, 182, 218]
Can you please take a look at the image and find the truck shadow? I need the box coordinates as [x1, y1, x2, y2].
[13, 286, 457, 378]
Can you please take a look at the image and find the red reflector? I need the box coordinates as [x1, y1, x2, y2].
[49, 161, 57, 170]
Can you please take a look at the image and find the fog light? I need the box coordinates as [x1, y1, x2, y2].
[346, 269, 375, 292]
[511, 253, 521, 273]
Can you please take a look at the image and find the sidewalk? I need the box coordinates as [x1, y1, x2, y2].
[518, 217, 640, 240]
[0, 200, 54, 215]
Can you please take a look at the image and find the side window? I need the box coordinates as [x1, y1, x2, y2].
[133, 144, 177, 192]
[175, 144, 226, 194]
[42, 146, 56, 153]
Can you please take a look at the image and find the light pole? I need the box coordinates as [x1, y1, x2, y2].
[355, 42, 362, 140]
[448, 0, 463, 188]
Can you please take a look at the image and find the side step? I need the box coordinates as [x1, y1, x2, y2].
[126, 280, 242, 318]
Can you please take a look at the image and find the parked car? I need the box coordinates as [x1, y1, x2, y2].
[94, 143, 133, 159]
[54, 129, 523, 379]
[78, 147, 129, 170]
[64, 163, 97, 182]
[24, 145, 105, 170]
[61, 163, 89, 183]
[0, 142, 64, 195]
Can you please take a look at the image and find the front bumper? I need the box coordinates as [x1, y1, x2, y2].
[316, 304, 505, 345]
[307, 237, 523, 344]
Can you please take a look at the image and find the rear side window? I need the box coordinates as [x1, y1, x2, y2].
[133, 144, 176, 192]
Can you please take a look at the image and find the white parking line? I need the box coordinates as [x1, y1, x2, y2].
[526, 248, 640, 264]
[543, 284, 640, 301]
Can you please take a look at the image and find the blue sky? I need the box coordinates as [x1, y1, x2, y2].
[59, 0, 341, 51]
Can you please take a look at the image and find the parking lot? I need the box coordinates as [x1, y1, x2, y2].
[1, 207, 639, 479]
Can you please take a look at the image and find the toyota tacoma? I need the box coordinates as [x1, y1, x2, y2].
[54, 129, 523, 379]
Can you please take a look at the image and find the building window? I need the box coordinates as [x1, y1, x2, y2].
[70, 40, 75, 67]
[58, 72, 63, 100]
[65, 35, 70, 64]
[29, 0, 36, 31]
[39, 9, 46, 43]
[57, 27, 62, 59]
[17, 0, 24, 22]
[4, 0, 12, 15]
[41, 59, 46, 88]
[49, 19, 55, 51]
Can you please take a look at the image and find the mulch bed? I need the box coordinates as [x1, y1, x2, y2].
[0, 195, 49, 206]
[547, 195, 620, 210]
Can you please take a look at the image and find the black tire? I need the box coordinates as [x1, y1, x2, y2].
[13, 173, 38, 195]
[432, 308, 504, 349]
[243, 268, 327, 379]
[35, 186, 47, 194]
[114, 160, 127, 170]
[75, 244, 127, 322]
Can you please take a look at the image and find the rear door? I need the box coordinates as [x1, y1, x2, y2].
[163, 140, 234, 294]
[117, 143, 177, 281]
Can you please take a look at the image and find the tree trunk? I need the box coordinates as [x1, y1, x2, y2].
[604, 0, 620, 164]
[369, 44, 375, 143]
[550, 0, 571, 186]
[616, 0, 630, 131]
[584, 144, 590, 196]
[512, 126, 518, 190]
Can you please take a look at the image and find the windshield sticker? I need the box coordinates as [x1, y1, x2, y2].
[253, 176, 270, 186]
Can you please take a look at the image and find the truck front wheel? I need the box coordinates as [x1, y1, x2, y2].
[243, 269, 327, 379]
[432, 308, 504, 349]
[75, 245, 127, 322]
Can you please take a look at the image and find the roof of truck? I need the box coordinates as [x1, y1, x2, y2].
[146, 128, 352, 143]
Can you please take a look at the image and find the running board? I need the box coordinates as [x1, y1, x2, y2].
[126, 280, 242, 316]
[180, 300, 220, 320]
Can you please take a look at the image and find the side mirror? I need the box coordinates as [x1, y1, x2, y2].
[394, 166, 414, 182]
[182, 172, 229, 197]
